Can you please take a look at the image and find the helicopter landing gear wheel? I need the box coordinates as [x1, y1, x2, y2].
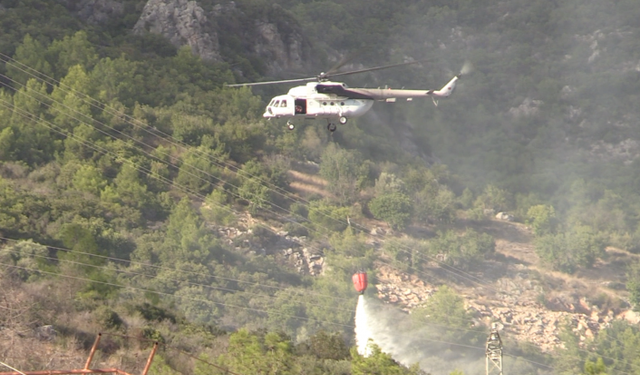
[287, 121, 295, 130]
[327, 123, 337, 132]
[339, 116, 348, 125]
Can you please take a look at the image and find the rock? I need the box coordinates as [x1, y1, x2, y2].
[133, 0, 312, 76]
[618, 310, 640, 324]
[509, 98, 543, 118]
[495, 212, 514, 221]
[134, 0, 221, 61]
[36, 325, 56, 341]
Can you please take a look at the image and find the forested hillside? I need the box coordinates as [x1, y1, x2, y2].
[2, 1, 640, 374]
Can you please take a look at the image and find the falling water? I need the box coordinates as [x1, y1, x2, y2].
[353, 294, 486, 375]
[354, 294, 374, 356]
[353, 294, 434, 368]
[354, 294, 412, 361]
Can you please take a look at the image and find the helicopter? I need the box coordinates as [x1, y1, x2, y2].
[227, 60, 470, 132]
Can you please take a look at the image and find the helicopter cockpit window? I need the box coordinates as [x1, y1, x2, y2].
[274, 100, 280, 107]
[281, 100, 287, 107]
[269, 100, 275, 106]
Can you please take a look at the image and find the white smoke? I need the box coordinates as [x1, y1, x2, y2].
[354, 295, 487, 375]
[354, 295, 427, 365]
[460, 60, 474, 76]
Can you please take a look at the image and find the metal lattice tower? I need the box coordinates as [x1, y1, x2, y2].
[486, 324, 503, 375]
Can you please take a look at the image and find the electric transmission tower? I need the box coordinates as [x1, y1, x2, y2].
[486, 323, 503, 375]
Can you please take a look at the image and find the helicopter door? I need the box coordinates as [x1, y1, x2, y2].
[294, 99, 307, 115]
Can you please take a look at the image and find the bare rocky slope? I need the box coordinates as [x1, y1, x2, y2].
[133, 0, 313, 76]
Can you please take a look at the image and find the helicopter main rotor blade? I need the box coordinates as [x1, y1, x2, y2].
[322, 58, 431, 80]
[225, 57, 432, 87]
[225, 76, 316, 87]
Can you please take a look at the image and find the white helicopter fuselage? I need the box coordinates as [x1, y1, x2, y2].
[263, 82, 374, 121]
[262, 76, 459, 123]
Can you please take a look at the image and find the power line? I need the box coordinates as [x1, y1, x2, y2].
[0, 260, 561, 373]
[0, 362, 26, 375]
[0, 52, 506, 295]
[0, 64, 601, 362]
[0, 74, 585, 370]
[3, 50, 627, 372]
[0, 52, 353, 234]
[3, 238, 630, 372]
[0, 243, 357, 315]
[0, 76, 502, 303]
[0, 236, 354, 303]
[0, 262, 354, 330]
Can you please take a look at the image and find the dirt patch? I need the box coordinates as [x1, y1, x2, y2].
[287, 170, 333, 198]
[374, 219, 640, 352]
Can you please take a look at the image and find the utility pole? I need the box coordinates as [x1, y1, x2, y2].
[486, 323, 503, 375]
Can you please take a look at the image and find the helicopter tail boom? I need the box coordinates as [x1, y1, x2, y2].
[429, 75, 459, 98]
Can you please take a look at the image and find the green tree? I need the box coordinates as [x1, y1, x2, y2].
[49, 65, 93, 140]
[215, 329, 298, 375]
[412, 285, 472, 330]
[174, 286, 219, 325]
[382, 237, 428, 272]
[90, 56, 143, 106]
[175, 136, 226, 195]
[583, 358, 607, 375]
[429, 230, 495, 270]
[237, 160, 273, 211]
[72, 164, 107, 195]
[58, 223, 104, 268]
[535, 224, 605, 273]
[208, 86, 263, 124]
[0, 240, 49, 281]
[0, 177, 49, 237]
[526, 204, 557, 236]
[297, 330, 350, 360]
[201, 188, 235, 225]
[171, 111, 215, 145]
[47, 31, 98, 77]
[57, 223, 117, 300]
[475, 184, 512, 213]
[590, 320, 640, 374]
[112, 163, 150, 209]
[7, 78, 57, 165]
[266, 291, 307, 337]
[161, 197, 224, 264]
[374, 172, 406, 195]
[308, 200, 350, 233]
[147, 354, 180, 375]
[627, 260, 640, 311]
[329, 227, 369, 258]
[7, 34, 53, 87]
[319, 144, 361, 205]
[414, 184, 457, 224]
[368, 192, 413, 230]
[351, 344, 419, 375]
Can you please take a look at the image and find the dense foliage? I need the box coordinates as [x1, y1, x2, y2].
[2, 0, 640, 374]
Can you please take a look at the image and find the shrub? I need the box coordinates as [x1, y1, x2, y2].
[368, 192, 412, 230]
